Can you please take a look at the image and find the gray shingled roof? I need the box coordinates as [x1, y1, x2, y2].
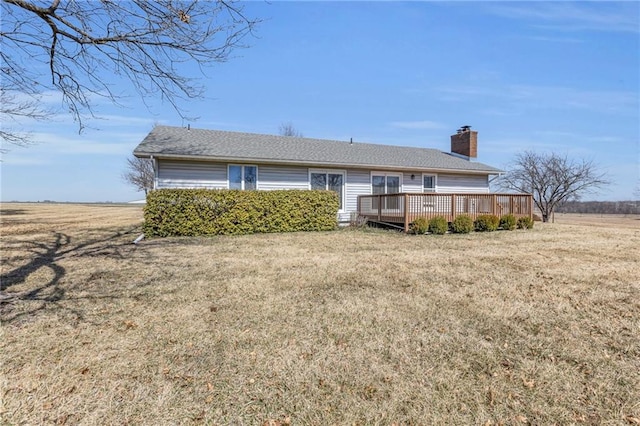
[134, 125, 502, 174]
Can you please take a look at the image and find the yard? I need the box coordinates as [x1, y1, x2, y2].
[1, 203, 639, 424]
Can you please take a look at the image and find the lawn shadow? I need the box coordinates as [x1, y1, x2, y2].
[1, 226, 143, 324]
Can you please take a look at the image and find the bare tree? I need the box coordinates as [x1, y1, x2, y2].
[123, 156, 154, 195]
[0, 90, 51, 153]
[498, 151, 609, 222]
[1, 0, 259, 147]
[279, 122, 303, 137]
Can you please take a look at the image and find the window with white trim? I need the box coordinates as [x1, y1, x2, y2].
[371, 172, 402, 210]
[228, 165, 257, 190]
[309, 169, 345, 211]
[423, 174, 437, 192]
[371, 172, 402, 195]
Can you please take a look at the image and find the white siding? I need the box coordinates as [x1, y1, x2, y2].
[155, 160, 491, 222]
[157, 161, 226, 189]
[345, 169, 370, 214]
[402, 172, 423, 193]
[257, 165, 309, 190]
[437, 174, 489, 193]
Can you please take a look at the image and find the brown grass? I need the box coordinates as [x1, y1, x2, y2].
[553, 213, 640, 229]
[2, 203, 639, 425]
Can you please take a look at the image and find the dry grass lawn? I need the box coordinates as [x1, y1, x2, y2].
[1, 203, 639, 425]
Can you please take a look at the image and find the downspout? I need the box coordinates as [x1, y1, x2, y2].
[150, 155, 158, 190]
[488, 173, 503, 185]
[488, 173, 503, 193]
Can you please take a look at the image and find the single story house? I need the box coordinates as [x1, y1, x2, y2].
[133, 125, 531, 228]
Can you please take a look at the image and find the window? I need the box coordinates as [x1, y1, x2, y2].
[228, 165, 257, 190]
[310, 169, 345, 210]
[423, 174, 437, 192]
[371, 172, 402, 209]
[371, 173, 402, 195]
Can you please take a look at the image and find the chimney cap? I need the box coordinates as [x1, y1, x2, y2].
[459, 125, 472, 132]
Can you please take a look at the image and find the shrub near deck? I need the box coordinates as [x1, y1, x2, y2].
[143, 189, 339, 236]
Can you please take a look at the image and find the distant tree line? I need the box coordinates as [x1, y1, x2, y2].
[555, 201, 640, 215]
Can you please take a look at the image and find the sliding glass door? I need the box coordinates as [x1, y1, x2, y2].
[372, 173, 401, 210]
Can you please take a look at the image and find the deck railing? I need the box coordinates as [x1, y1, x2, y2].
[357, 193, 533, 232]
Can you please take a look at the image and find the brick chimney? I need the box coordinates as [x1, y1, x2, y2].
[450, 125, 477, 159]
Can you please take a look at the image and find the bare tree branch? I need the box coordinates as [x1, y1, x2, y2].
[498, 151, 610, 222]
[1, 0, 259, 147]
[122, 156, 154, 195]
[0, 89, 51, 153]
[279, 122, 303, 137]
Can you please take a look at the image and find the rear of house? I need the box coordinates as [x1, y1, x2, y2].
[133, 125, 504, 223]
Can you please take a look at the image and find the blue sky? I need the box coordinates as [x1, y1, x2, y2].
[2, 1, 638, 202]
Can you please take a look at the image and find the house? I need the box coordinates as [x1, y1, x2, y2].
[133, 125, 531, 229]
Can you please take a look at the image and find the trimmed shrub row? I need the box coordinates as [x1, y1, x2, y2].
[410, 216, 449, 235]
[144, 189, 339, 237]
[410, 214, 533, 235]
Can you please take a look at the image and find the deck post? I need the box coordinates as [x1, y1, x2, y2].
[492, 194, 498, 216]
[451, 194, 456, 222]
[377, 195, 381, 222]
[404, 194, 410, 233]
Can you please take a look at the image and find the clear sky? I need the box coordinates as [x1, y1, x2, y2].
[1, 1, 638, 202]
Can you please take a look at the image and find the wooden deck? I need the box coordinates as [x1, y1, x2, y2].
[357, 193, 533, 232]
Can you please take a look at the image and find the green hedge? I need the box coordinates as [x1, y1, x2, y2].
[143, 189, 339, 237]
